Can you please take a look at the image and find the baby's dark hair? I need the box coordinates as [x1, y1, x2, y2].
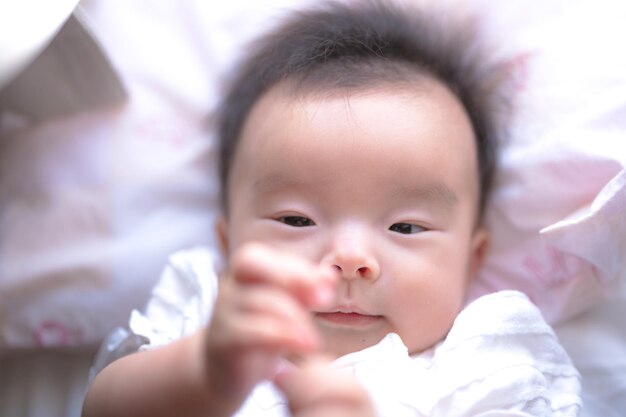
[217, 0, 506, 217]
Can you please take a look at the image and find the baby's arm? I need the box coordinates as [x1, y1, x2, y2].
[82, 243, 336, 417]
[83, 329, 222, 417]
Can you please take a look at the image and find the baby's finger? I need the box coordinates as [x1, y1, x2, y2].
[229, 286, 322, 351]
[228, 315, 320, 352]
[230, 243, 338, 307]
[274, 359, 377, 417]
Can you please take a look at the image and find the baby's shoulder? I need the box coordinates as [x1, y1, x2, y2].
[445, 290, 553, 345]
[424, 290, 581, 416]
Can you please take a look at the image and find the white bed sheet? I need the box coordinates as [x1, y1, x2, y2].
[555, 295, 626, 417]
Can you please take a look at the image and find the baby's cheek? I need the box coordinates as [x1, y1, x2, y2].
[394, 283, 463, 353]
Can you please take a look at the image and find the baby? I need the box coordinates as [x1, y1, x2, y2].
[83, 1, 581, 416]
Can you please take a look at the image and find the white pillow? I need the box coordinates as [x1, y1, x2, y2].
[466, 0, 626, 323]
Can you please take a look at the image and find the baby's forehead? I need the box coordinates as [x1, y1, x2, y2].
[239, 77, 478, 163]
[262, 75, 471, 122]
[233, 81, 477, 203]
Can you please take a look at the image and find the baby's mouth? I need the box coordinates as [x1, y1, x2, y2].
[314, 311, 383, 327]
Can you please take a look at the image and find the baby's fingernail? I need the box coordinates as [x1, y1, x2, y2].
[314, 285, 334, 305]
[271, 359, 294, 380]
[272, 367, 293, 387]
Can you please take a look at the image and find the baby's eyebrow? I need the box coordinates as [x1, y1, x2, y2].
[254, 173, 458, 212]
[390, 181, 458, 211]
[253, 174, 308, 194]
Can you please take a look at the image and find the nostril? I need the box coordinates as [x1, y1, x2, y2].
[333, 265, 342, 272]
[357, 267, 369, 276]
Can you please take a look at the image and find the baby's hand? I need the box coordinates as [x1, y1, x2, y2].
[274, 357, 377, 417]
[203, 243, 337, 407]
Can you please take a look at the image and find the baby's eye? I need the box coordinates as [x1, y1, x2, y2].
[389, 223, 425, 234]
[277, 216, 315, 227]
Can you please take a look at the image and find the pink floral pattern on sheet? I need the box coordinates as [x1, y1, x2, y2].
[522, 245, 584, 288]
[34, 320, 84, 347]
[135, 115, 192, 151]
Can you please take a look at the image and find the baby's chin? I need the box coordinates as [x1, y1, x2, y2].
[317, 330, 389, 359]
[321, 332, 443, 360]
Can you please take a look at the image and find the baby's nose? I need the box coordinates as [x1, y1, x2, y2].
[333, 262, 378, 280]
[322, 238, 380, 281]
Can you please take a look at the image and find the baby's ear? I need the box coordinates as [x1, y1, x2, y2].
[469, 227, 490, 279]
[215, 217, 230, 257]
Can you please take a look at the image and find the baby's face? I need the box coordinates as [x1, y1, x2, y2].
[222, 79, 488, 357]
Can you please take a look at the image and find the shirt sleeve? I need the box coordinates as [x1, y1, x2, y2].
[88, 247, 219, 382]
[428, 291, 582, 417]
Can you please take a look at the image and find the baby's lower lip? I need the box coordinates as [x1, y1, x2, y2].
[315, 312, 382, 327]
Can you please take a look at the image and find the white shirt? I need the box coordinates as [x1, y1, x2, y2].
[92, 247, 582, 416]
